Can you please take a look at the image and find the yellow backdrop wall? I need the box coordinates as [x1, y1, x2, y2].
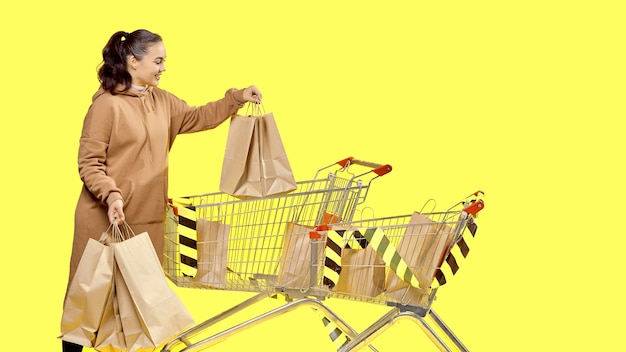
[1, 1, 624, 351]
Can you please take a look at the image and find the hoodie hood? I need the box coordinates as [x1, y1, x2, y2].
[92, 85, 156, 112]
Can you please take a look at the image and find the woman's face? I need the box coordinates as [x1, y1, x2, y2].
[129, 41, 166, 87]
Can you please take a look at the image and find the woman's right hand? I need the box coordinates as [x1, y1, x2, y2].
[108, 199, 125, 225]
[243, 85, 263, 104]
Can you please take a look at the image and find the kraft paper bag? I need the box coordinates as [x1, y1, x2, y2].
[96, 264, 171, 352]
[385, 212, 454, 306]
[277, 223, 317, 289]
[163, 202, 179, 278]
[220, 108, 297, 198]
[334, 246, 385, 299]
[115, 260, 163, 352]
[193, 218, 230, 288]
[112, 232, 195, 348]
[60, 238, 114, 347]
[93, 265, 128, 352]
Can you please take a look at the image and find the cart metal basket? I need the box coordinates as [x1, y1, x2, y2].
[318, 191, 485, 351]
[161, 158, 392, 351]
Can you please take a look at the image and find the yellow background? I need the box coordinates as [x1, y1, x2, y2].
[1, 1, 624, 351]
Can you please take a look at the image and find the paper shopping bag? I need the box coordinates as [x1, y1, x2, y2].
[220, 107, 297, 198]
[385, 212, 454, 306]
[163, 201, 179, 278]
[96, 262, 172, 352]
[112, 232, 195, 347]
[193, 219, 230, 288]
[114, 261, 162, 352]
[60, 238, 114, 347]
[95, 224, 154, 352]
[93, 265, 128, 352]
[277, 223, 318, 289]
[334, 246, 385, 299]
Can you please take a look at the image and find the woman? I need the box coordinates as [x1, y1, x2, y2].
[61, 29, 262, 352]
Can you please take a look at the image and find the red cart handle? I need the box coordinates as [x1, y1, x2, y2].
[336, 157, 392, 177]
[463, 190, 485, 216]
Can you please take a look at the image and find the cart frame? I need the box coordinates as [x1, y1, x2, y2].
[163, 190, 484, 351]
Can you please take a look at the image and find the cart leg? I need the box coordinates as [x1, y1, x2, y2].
[176, 298, 364, 352]
[309, 306, 380, 352]
[338, 308, 398, 352]
[161, 292, 268, 352]
[338, 309, 454, 352]
[429, 309, 470, 352]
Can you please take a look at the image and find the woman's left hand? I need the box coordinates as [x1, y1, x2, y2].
[108, 199, 125, 225]
[243, 85, 262, 104]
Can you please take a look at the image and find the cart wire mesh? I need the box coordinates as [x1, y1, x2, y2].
[163, 158, 392, 297]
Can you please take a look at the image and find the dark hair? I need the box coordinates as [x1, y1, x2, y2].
[97, 29, 162, 94]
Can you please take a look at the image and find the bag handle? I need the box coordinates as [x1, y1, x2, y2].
[243, 101, 266, 117]
[99, 221, 136, 244]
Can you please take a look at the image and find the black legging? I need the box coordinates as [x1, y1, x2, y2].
[62, 340, 83, 352]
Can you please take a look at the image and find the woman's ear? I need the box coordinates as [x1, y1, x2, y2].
[128, 55, 138, 70]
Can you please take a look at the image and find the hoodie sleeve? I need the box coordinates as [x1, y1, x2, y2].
[77, 97, 123, 206]
[167, 88, 246, 147]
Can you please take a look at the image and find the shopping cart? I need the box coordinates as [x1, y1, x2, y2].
[316, 191, 486, 351]
[164, 191, 485, 351]
[161, 157, 392, 351]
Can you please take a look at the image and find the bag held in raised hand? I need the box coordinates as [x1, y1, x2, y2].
[220, 104, 297, 198]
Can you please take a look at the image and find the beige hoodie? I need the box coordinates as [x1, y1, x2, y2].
[68, 86, 245, 286]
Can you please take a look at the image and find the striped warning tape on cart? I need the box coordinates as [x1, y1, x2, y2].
[323, 224, 478, 290]
[434, 216, 478, 286]
[322, 229, 343, 288]
[356, 227, 425, 289]
[321, 228, 368, 288]
[320, 314, 350, 348]
[171, 197, 199, 277]
[342, 229, 368, 249]
[322, 227, 424, 290]
[318, 213, 345, 289]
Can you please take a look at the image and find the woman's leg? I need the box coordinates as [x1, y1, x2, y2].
[61, 340, 83, 352]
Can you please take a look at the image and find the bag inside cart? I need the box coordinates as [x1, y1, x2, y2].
[277, 222, 318, 289]
[194, 219, 230, 288]
[385, 212, 455, 306]
[335, 246, 385, 298]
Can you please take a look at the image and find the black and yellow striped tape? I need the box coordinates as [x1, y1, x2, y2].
[435, 216, 478, 286]
[171, 198, 199, 277]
